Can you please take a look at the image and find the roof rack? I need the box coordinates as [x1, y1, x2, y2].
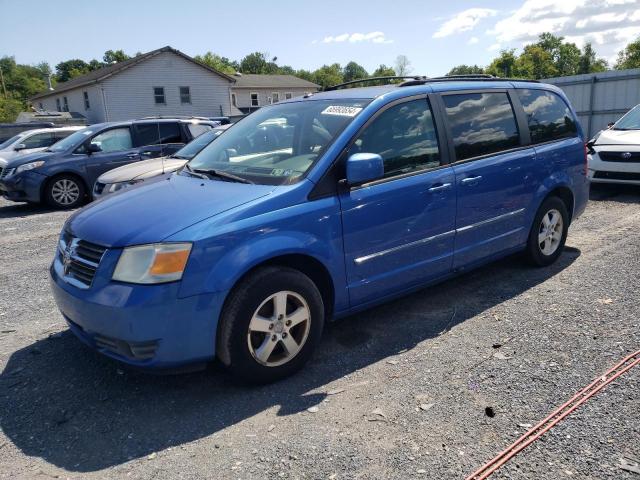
[139, 115, 212, 121]
[324, 76, 427, 91]
[399, 75, 539, 87]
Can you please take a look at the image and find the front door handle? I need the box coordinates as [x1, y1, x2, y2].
[126, 153, 139, 159]
[428, 182, 452, 192]
[461, 175, 482, 185]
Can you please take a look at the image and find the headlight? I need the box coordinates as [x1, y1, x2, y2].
[112, 243, 192, 284]
[107, 179, 143, 193]
[16, 161, 45, 174]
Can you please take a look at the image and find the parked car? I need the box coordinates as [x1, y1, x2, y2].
[50, 78, 589, 383]
[0, 126, 84, 162]
[0, 122, 56, 143]
[93, 125, 231, 199]
[587, 104, 640, 185]
[0, 118, 218, 209]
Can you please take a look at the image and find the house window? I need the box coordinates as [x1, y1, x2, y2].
[272, 92, 279, 103]
[285, 92, 292, 100]
[250, 93, 259, 107]
[231, 93, 237, 107]
[56, 99, 61, 112]
[83, 91, 90, 110]
[63, 97, 69, 112]
[179, 86, 191, 104]
[154, 87, 166, 104]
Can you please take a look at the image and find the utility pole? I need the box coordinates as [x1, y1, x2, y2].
[0, 65, 7, 99]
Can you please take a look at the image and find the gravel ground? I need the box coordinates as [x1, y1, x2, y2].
[0, 184, 638, 480]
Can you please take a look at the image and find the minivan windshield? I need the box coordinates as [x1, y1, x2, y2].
[173, 129, 223, 160]
[187, 99, 370, 185]
[47, 127, 95, 152]
[613, 104, 640, 130]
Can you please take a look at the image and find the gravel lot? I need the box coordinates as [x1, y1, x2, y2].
[0, 185, 638, 480]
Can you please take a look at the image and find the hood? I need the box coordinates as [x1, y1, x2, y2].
[595, 128, 640, 146]
[5, 150, 57, 168]
[67, 173, 275, 247]
[98, 157, 188, 183]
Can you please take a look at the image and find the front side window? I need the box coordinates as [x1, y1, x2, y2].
[443, 92, 520, 161]
[517, 89, 577, 143]
[83, 91, 90, 110]
[22, 132, 54, 148]
[180, 86, 191, 104]
[133, 123, 161, 146]
[90, 128, 133, 153]
[154, 87, 166, 104]
[188, 99, 370, 185]
[250, 93, 259, 107]
[348, 99, 440, 178]
[159, 122, 182, 144]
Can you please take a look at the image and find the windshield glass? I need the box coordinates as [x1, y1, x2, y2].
[187, 99, 370, 185]
[47, 127, 95, 152]
[614, 105, 640, 130]
[0, 133, 25, 150]
[173, 129, 222, 160]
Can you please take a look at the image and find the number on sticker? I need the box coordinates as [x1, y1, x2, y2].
[321, 106, 363, 117]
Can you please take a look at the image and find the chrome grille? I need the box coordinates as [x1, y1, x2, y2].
[0, 167, 15, 179]
[58, 231, 107, 288]
[599, 151, 640, 163]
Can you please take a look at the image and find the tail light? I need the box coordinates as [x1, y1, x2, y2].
[583, 142, 589, 176]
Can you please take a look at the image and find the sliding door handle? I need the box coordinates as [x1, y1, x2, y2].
[428, 182, 452, 193]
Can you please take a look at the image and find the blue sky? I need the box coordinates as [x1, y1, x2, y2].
[1, 0, 639, 75]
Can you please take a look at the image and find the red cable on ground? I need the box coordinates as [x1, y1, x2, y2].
[466, 349, 640, 480]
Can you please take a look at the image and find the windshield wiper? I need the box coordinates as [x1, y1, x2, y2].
[192, 168, 254, 184]
[182, 163, 209, 180]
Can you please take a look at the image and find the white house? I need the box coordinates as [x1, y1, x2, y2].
[230, 74, 320, 114]
[31, 46, 236, 123]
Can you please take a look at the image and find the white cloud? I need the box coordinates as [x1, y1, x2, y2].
[468, 36, 480, 45]
[488, 0, 640, 61]
[321, 31, 393, 44]
[488, 43, 501, 51]
[433, 8, 497, 38]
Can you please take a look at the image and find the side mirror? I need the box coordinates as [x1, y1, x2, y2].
[14, 143, 27, 151]
[607, 122, 615, 129]
[86, 143, 102, 154]
[346, 153, 384, 186]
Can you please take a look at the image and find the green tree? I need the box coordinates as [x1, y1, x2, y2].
[371, 64, 396, 77]
[394, 55, 412, 76]
[55, 59, 89, 82]
[515, 45, 558, 79]
[239, 52, 269, 74]
[194, 52, 237, 74]
[555, 43, 582, 76]
[615, 37, 640, 69]
[485, 49, 518, 77]
[103, 49, 130, 64]
[0, 96, 23, 122]
[295, 69, 315, 82]
[579, 43, 607, 74]
[447, 64, 485, 76]
[343, 61, 369, 82]
[312, 63, 343, 89]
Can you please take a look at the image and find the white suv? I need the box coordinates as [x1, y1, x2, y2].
[588, 104, 640, 185]
[0, 126, 83, 162]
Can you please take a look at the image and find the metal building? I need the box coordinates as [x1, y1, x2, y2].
[545, 68, 640, 138]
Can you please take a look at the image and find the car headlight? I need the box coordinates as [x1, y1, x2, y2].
[112, 243, 192, 284]
[16, 161, 45, 174]
[107, 179, 143, 193]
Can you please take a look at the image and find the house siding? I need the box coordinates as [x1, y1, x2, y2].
[232, 87, 315, 111]
[38, 85, 105, 124]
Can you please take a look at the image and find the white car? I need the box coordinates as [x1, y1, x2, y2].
[588, 104, 640, 185]
[0, 126, 84, 163]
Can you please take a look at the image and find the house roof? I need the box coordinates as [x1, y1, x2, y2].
[231, 74, 319, 89]
[31, 46, 236, 100]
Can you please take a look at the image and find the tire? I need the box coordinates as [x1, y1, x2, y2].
[217, 266, 325, 384]
[525, 196, 569, 267]
[45, 175, 85, 209]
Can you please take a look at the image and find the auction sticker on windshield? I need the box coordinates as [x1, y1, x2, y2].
[321, 105, 363, 117]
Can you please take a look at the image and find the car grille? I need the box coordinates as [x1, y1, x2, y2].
[58, 231, 107, 288]
[93, 182, 105, 195]
[593, 171, 640, 181]
[0, 167, 15, 179]
[599, 151, 640, 163]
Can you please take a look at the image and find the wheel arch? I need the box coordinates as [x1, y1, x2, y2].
[545, 185, 574, 223]
[41, 171, 90, 201]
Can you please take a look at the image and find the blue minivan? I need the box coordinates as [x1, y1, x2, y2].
[50, 77, 589, 383]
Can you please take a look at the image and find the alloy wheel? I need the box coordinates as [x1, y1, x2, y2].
[51, 179, 80, 206]
[538, 208, 563, 256]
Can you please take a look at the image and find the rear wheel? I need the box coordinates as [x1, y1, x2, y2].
[45, 175, 85, 209]
[525, 196, 569, 266]
[217, 266, 324, 384]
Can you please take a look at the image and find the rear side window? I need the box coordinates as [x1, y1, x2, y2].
[133, 123, 161, 146]
[348, 99, 440, 178]
[517, 89, 577, 143]
[443, 92, 520, 161]
[159, 122, 182, 144]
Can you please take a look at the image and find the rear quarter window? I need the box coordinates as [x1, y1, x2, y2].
[442, 92, 520, 161]
[517, 89, 578, 143]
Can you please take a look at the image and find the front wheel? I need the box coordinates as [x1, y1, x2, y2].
[45, 175, 85, 209]
[217, 266, 325, 384]
[525, 196, 569, 267]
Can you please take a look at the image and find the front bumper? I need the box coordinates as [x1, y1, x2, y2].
[50, 253, 226, 369]
[588, 151, 640, 185]
[0, 171, 46, 203]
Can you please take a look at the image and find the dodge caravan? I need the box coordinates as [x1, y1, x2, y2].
[50, 77, 589, 383]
